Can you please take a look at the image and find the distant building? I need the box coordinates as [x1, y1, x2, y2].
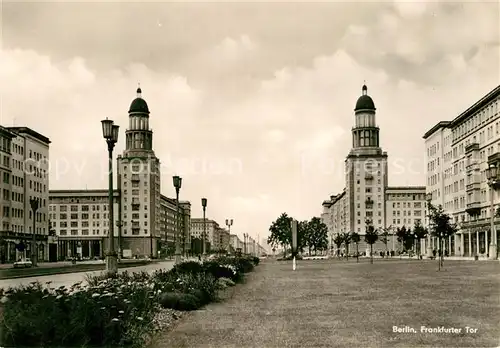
[230, 234, 243, 253]
[0, 126, 52, 262]
[190, 218, 220, 252]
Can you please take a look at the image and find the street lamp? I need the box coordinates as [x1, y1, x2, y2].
[243, 233, 247, 254]
[201, 198, 207, 257]
[485, 164, 499, 260]
[30, 198, 39, 267]
[101, 118, 119, 275]
[425, 192, 433, 258]
[173, 175, 182, 264]
[225, 218, 233, 254]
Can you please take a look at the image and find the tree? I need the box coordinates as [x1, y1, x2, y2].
[333, 234, 344, 258]
[413, 220, 428, 258]
[268, 213, 292, 258]
[299, 220, 312, 255]
[428, 204, 458, 270]
[364, 222, 378, 264]
[341, 232, 351, 260]
[403, 228, 414, 254]
[396, 226, 411, 259]
[307, 217, 329, 255]
[379, 227, 391, 255]
[351, 231, 361, 263]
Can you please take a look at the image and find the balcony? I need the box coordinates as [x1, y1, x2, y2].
[131, 198, 140, 210]
[465, 161, 479, 172]
[465, 143, 479, 153]
[465, 182, 481, 192]
[460, 216, 500, 229]
[465, 202, 481, 217]
[365, 174, 373, 180]
[365, 199, 374, 209]
[131, 174, 140, 182]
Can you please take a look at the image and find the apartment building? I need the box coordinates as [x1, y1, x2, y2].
[321, 85, 425, 254]
[214, 227, 230, 252]
[230, 234, 244, 253]
[49, 190, 119, 260]
[49, 190, 191, 259]
[385, 186, 427, 250]
[0, 126, 52, 263]
[424, 85, 500, 258]
[190, 218, 220, 252]
[159, 195, 191, 255]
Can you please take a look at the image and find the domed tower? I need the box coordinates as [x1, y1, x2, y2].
[345, 84, 388, 250]
[125, 87, 153, 153]
[352, 84, 379, 149]
[117, 86, 161, 260]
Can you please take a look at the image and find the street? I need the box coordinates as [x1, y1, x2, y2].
[0, 260, 175, 290]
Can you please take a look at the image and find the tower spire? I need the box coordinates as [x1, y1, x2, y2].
[137, 82, 142, 97]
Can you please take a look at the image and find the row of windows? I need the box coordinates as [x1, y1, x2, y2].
[452, 100, 499, 142]
[0, 137, 12, 154]
[50, 204, 108, 212]
[390, 210, 423, 217]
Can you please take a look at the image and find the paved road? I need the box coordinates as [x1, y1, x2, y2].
[0, 260, 175, 290]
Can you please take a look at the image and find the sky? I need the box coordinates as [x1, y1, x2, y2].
[1, 1, 499, 244]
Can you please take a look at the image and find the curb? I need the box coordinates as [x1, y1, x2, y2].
[0, 261, 160, 280]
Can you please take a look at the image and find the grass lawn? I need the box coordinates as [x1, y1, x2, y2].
[0, 260, 156, 280]
[151, 259, 500, 348]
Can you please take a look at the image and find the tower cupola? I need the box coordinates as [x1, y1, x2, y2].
[125, 85, 153, 153]
[355, 84, 376, 113]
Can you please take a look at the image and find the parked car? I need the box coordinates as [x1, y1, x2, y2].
[13, 258, 33, 268]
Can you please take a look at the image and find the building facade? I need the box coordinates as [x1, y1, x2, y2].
[424, 85, 500, 258]
[321, 85, 426, 254]
[159, 195, 191, 256]
[190, 218, 220, 252]
[49, 190, 191, 259]
[230, 234, 244, 253]
[0, 126, 52, 263]
[49, 190, 119, 260]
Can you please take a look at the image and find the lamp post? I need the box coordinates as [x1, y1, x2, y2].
[243, 233, 247, 254]
[225, 218, 233, 254]
[30, 198, 39, 267]
[116, 220, 123, 260]
[485, 164, 499, 260]
[425, 192, 433, 258]
[173, 175, 182, 264]
[202, 198, 207, 257]
[101, 118, 119, 275]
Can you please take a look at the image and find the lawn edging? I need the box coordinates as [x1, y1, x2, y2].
[0, 255, 260, 348]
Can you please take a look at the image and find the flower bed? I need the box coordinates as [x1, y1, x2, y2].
[0, 255, 259, 347]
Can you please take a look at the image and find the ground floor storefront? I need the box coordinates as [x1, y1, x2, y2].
[0, 232, 54, 263]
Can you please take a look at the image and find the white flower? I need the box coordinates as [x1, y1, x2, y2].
[0, 296, 8, 304]
[112, 318, 120, 322]
[56, 295, 63, 300]
[92, 293, 100, 298]
[137, 316, 144, 321]
[119, 310, 124, 314]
